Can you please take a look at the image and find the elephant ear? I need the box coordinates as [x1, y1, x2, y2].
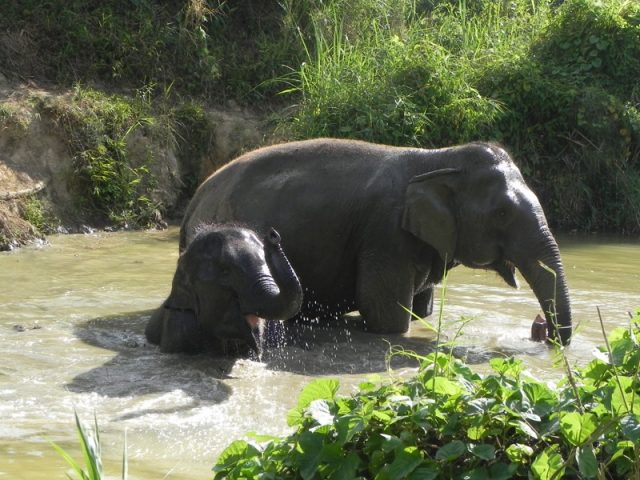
[402, 168, 460, 263]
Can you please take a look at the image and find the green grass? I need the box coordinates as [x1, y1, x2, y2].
[28, 84, 213, 229]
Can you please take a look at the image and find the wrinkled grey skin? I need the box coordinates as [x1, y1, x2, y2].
[145, 225, 303, 354]
[181, 138, 572, 345]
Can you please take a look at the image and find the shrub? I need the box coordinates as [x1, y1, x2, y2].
[35, 86, 163, 228]
[213, 309, 640, 479]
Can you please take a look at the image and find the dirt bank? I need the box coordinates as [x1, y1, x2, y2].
[0, 81, 268, 250]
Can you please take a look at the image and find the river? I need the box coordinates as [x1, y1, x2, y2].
[0, 229, 638, 479]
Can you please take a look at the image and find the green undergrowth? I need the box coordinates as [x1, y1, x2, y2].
[29, 85, 211, 228]
[213, 309, 640, 479]
[34, 86, 162, 228]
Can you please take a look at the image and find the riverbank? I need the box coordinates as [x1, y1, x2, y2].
[0, 82, 268, 250]
[1, 0, 639, 249]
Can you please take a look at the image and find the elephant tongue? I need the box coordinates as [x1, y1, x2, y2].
[245, 314, 263, 330]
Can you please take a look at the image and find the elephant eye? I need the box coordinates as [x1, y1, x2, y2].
[219, 266, 231, 276]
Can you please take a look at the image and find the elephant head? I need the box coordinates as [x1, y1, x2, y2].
[151, 225, 303, 353]
[402, 143, 572, 345]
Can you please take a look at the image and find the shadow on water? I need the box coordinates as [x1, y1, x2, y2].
[68, 310, 553, 404]
[67, 310, 235, 418]
[261, 314, 553, 375]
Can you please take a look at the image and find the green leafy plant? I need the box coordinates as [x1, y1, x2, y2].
[213, 309, 640, 479]
[35, 85, 163, 228]
[18, 196, 53, 233]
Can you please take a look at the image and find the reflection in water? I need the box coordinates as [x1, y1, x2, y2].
[0, 229, 638, 478]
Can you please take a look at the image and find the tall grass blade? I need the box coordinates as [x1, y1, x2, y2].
[50, 440, 89, 480]
[74, 411, 102, 480]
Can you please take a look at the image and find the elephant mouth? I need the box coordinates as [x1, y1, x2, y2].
[245, 313, 264, 330]
[244, 313, 265, 352]
[491, 260, 518, 288]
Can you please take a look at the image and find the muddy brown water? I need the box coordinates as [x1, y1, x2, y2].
[0, 228, 638, 479]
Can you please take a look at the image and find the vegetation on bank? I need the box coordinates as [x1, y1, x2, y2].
[1, 0, 639, 235]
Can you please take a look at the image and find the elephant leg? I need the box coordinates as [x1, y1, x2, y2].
[412, 287, 434, 319]
[355, 255, 413, 334]
[159, 309, 205, 354]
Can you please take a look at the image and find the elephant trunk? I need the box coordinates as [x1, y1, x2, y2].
[516, 232, 572, 345]
[247, 229, 303, 320]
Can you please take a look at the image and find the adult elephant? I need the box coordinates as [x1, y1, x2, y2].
[146, 225, 303, 354]
[181, 138, 572, 345]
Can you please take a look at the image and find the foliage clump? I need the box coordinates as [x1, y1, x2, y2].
[213, 310, 640, 479]
[35, 86, 164, 228]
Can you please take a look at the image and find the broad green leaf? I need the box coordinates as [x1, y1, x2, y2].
[464, 466, 491, 480]
[576, 445, 598, 479]
[287, 408, 304, 427]
[513, 420, 538, 439]
[380, 434, 403, 453]
[373, 410, 392, 422]
[559, 412, 598, 446]
[466, 398, 496, 415]
[469, 443, 496, 461]
[335, 415, 365, 444]
[531, 445, 565, 480]
[522, 382, 557, 416]
[490, 357, 523, 378]
[407, 464, 438, 480]
[609, 376, 640, 415]
[297, 379, 340, 410]
[375, 446, 423, 480]
[489, 462, 518, 480]
[308, 399, 334, 427]
[435, 440, 466, 462]
[609, 441, 634, 464]
[607, 327, 632, 364]
[467, 425, 488, 441]
[288, 379, 340, 427]
[297, 431, 325, 480]
[430, 376, 464, 396]
[331, 452, 361, 480]
[581, 359, 611, 384]
[620, 414, 640, 442]
[214, 440, 260, 471]
[506, 443, 534, 464]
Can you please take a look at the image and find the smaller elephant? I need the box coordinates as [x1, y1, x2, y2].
[145, 224, 303, 355]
